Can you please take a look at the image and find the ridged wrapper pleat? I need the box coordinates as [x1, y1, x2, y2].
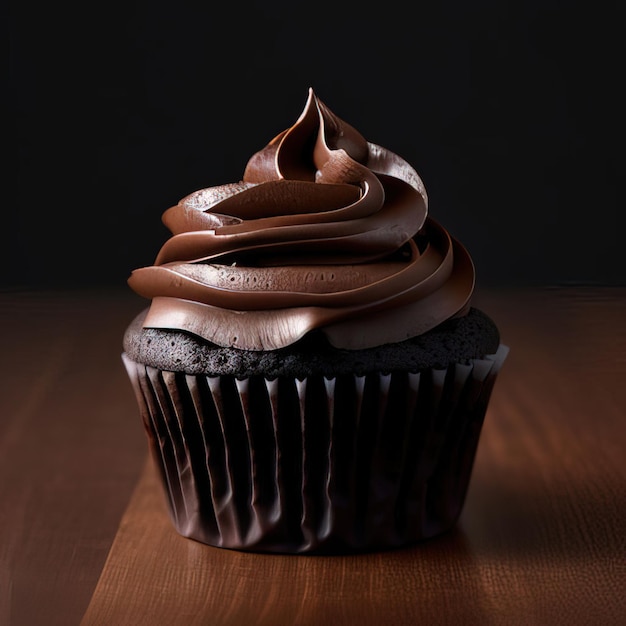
[122, 344, 508, 554]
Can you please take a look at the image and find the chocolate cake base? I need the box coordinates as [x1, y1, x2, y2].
[123, 307, 501, 378]
[122, 309, 507, 554]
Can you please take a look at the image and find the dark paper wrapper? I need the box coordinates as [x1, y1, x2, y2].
[122, 345, 508, 554]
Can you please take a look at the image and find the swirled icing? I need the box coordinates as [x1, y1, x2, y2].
[128, 89, 474, 350]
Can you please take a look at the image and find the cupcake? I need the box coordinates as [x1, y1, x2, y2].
[122, 88, 508, 554]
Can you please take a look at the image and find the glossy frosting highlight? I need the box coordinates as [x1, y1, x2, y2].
[128, 89, 475, 350]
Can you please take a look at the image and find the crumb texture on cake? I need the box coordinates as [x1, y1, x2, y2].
[123, 308, 500, 378]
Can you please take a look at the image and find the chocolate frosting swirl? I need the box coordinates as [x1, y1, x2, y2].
[128, 89, 475, 350]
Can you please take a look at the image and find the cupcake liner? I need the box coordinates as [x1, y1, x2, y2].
[122, 344, 508, 554]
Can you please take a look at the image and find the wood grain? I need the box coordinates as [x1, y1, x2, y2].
[0, 289, 148, 626]
[2, 287, 625, 625]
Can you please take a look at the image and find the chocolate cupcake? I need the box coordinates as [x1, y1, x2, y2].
[122, 88, 508, 554]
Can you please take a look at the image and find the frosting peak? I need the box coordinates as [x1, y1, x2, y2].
[128, 88, 474, 350]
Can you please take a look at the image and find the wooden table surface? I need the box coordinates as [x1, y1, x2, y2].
[1, 286, 625, 626]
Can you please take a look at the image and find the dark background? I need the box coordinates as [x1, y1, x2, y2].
[6, 1, 624, 291]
